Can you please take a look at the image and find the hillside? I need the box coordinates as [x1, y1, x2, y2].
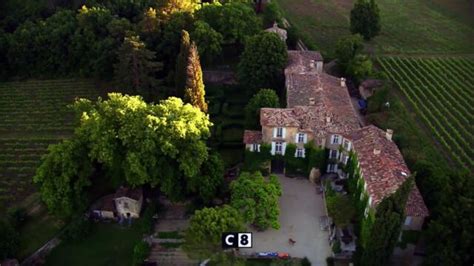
[275, 0, 474, 55]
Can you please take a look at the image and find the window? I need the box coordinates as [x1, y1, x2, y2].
[296, 148, 304, 158]
[332, 135, 340, 144]
[123, 201, 129, 209]
[275, 142, 283, 154]
[327, 164, 337, 173]
[330, 149, 338, 159]
[298, 133, 305, 143]
[343, 140, 350, 150]
[252, 144, 260, 152]
[404, 216, 412, 226]
[276, 127, 283, 138]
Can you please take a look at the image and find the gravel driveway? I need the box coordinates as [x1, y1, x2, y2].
[245, 175, 331, 266]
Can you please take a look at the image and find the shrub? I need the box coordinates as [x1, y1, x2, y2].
[262, 2, 282, 27]
[132, 240, 151, 266]
[301, 257, 311, 266]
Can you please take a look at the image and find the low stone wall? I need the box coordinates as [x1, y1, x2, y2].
[21, 237, 61, 266]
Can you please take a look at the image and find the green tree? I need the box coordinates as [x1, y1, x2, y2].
[158, 12, 194, 68]
[191, 20, 223, 63]
[175, 30, 191, 97]
[350, 0, 381, 40]
[238, 32, 287, 95]
[0, 219, 19, 260]
[359, 177, 414, 266]
[230, 172, 282, 230]
[114, 33, 163, 100]
[183, 205, 244, 259]
[188, 152, 225, 204]
[327, 195, 356, 227]
[157, 0, 199, 21]
[33, 138, 93, 218]
[346, 54, 373, 83]
[73, 94, 212, 201]
[423, 171, 474, 266]
[184, 42, 208, 112]
[335, 34, 364, 70]
[196, 2, 261, 45]
[245, 89, 280, 129]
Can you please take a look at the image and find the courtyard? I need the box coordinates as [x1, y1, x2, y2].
[245, 175, 331, 266]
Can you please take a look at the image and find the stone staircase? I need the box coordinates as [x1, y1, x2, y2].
[147, 244, 196, 266]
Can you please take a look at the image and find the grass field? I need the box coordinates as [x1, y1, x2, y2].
[275, 0, 474, 55]
[0, 79, 105, 212]
[377, 56, 474, 170]
[45, 223, 142, 266]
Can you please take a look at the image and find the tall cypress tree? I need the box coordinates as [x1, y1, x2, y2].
[175, 30, 191, 97]
[114, 33, 162, 100]
[184, 42, 208, 113]
[358, 177, 414, 266]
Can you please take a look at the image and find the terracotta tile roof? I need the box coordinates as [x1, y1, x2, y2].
[286, 50, 323, 73]
[350, 125, 429, 217]
[243, 130, 263, 144]
[115, 187, 143, 201]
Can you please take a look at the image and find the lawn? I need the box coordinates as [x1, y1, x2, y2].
[274, 0, 474, 55]
[45, 223, 143, 266]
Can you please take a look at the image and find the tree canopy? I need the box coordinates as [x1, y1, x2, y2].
[245, 88, 280, 129]
[196, 2, 261, 45]
[114, 33, 163, 100]
[335, 34, 364, 70]
[33, 138, 93, 218]
[238, 31, 287, 95]
[188, 152, 225, 204]
[175, 30, 191, 97]
[350, 0, 381, 40]
[35, 94, 213, 217]
[230, 172, 282, 230]
[183, 205, 244, 259]
[191, 20, 223, 63]
[327, 194, 356, 227]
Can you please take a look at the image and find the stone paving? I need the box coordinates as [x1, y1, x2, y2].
[244, 175, 331, 266]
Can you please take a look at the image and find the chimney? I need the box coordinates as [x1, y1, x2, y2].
[309, 98, 315, 105]
[309, 60, 315, 69]
[340, 77, 346, 87]
[373, 148, 381, 155]
[326, 116, 331, 123]
[386, 129, 393, 141]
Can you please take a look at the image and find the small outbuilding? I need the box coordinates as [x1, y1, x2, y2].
[265, 22, 287, 42]
[91, 187, 143, 219]
[358, 79, 384, 99]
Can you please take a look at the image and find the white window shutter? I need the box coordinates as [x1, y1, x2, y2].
[282, 142, 287, 155]
[294, 149, 298, 157]
[326, 165, 330, 172]
[347, 142, 351, 151]
[249, 145, 254, 152]
[257, 144, 261, 152]
[273, 128, 277, 138]
[304, 134, 307, 143]
[295, 133, 298, 143]
[271, 142, 276, 155]
[330, 135, 334, 144]
[282, 128, 286, 138]
[302, 148, 306, 158]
